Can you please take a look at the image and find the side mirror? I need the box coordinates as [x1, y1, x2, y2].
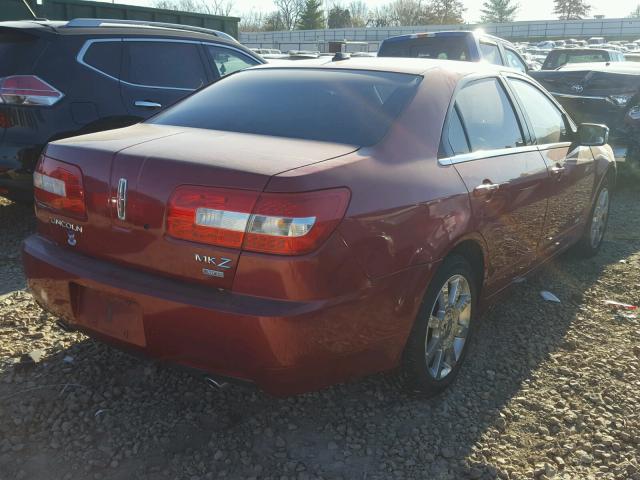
[578, 123, 609, 146]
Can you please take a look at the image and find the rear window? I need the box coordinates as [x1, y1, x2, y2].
[82, 41, 122, 78]
[149, 69, 422, 146]
[123, 41, 207, 89]
[378, 37, 469, 61]
[543, 51, 609, 69]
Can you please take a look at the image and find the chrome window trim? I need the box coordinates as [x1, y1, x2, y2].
[439, 142, 575, 165]
[76, 38, 122, 83]
[77, 38, 260, 91]
[536, 141, 573, 151]
[549, 92, 606, 101]
[438, 145, 539, 166]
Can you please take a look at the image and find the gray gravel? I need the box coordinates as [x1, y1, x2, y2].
[1, 192, 639, 480]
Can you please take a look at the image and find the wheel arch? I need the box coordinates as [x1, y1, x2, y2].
[444, 236, 488, 297]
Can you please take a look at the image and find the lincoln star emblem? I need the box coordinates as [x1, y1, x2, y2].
[570, 84, 584, 94]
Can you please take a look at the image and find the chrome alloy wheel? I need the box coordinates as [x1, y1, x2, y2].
[590, 187, 609, 249]
[425, 275, 472, 380]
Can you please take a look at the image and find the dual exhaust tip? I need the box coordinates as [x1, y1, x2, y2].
[205, 376, 231, 390]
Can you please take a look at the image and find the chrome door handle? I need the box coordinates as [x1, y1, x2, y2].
[473, 182, 502, 196]
[134, 100, 162, 109]
[550, 165, 565, 175]
[116, 178, 127, 221]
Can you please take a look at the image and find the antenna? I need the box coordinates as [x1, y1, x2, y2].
[21, 0, 38, 19]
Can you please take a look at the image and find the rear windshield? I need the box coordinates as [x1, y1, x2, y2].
[149, 68, 422, 146]
[378, 37, 469, 61]
[543, 50, 610, 69]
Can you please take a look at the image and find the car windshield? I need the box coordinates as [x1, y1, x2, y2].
[149, 68, 422, 146]
[543, 51, 610, 69]
[378, 36, 470, 61]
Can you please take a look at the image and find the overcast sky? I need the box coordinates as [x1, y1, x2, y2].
[106, 0, 637, 23]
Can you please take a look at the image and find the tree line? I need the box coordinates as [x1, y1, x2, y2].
[153, 0, 637, 32]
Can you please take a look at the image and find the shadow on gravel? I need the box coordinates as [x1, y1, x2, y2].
[0, 200, 35, 295]
[1, 192, 638, 480]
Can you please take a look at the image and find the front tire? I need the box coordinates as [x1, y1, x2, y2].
[573, 179, 610, 258]
[402, 255, 477, 396]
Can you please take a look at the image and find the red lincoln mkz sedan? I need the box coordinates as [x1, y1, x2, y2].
[23, 58, 615, 396]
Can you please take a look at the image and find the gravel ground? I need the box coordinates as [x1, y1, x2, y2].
[0, 192, 639, 480]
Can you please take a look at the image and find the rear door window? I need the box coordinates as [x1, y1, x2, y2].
[479, 42, 502, 65]
[447, 107, 470, 155]
[455, 78, 523, 151]
[82, 41, 122, 78]
[504, 48, 527, 73]
[508, 78, 568, 144]
[123, 41, 207, 89]
[205, 45, 259, 78]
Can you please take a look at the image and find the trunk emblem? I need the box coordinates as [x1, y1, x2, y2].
[116, 178, 128, 221]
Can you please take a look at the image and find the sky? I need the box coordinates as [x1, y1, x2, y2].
[100, 0, 637, 24]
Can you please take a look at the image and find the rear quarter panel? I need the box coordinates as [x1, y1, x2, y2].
[267, 68, 473, 280]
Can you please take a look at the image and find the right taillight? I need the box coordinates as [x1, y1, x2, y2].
[34, 156, 86, 219]
[0, 75, 63, 106]
[166, 186, 350, 255]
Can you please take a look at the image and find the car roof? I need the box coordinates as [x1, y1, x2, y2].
[381, 30, 512, 46]
[252, 56, 518, 78]
[0, 19, 233, 43]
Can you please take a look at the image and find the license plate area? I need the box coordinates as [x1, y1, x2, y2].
[70, 284, 146, 347]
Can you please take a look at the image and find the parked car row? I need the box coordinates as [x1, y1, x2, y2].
[2, 18, 617, 397]
[378, 31, 531, 73]
[377, 31, 639, 160]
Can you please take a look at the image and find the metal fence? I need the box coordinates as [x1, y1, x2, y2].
[240, 17, 640, 50]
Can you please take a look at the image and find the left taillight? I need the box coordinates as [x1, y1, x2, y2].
[0, 75, 63, 106]
[34, 156, 86, 219]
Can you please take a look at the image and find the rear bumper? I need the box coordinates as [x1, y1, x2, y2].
[22, 234, 432, 396]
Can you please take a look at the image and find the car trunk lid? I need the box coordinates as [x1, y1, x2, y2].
[41, 124, 358, 289]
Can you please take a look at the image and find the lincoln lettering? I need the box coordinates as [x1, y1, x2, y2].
[50, 218, 83, 233]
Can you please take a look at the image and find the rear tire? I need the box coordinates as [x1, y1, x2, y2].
[402, 255, 477, 397]
[572, 178, 610, 258]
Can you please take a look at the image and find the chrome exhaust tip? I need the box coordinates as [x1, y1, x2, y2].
[56, 319, 74, 332]
[205, 376, 230, 390]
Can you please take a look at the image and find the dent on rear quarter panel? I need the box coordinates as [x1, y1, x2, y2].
[266, 69, 472, 281]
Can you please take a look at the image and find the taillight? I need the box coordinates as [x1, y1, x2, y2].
[243, 189, 350, 255]
[0, 75, 63, 106]
[166, 187, 350, 255]
[167, 186, 259, 248]
[34, 156, 86, 219]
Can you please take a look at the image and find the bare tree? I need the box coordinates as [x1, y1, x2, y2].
[348, 0, 369, 26]
[273, 0, 305, 30]
[367, 4, 395, 26]
[387, 0, 430, 26]
[239, 10, 266, 31]
[152, 0, 234, 16]
[428, 0, 466, 24]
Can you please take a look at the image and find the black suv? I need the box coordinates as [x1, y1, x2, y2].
[0, 18, 264, 201]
